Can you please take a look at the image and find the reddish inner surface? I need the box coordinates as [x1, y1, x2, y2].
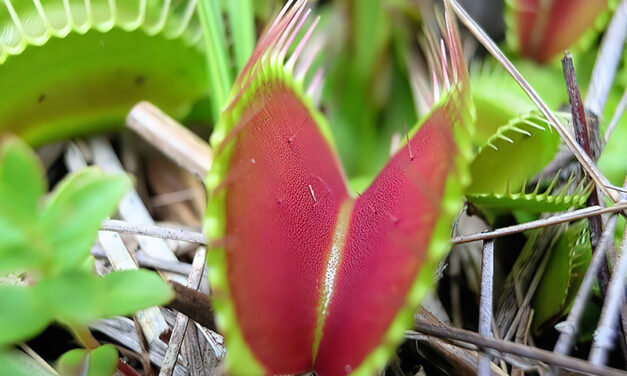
[224, 83, 349, 373]
[517, 0, 605, 62]
[314, 109, 456, 375]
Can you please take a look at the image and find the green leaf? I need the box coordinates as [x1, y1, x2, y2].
[0, 285, 51, 345]
[0, 215, 44, 274]
[41, 168, 130, 274]
[532, 221, 591, 334]
[57, 345, 118, 376]
[0, 138, 46, 215]
[198, 0, 234, 120]
[36, 272, 105, 324]
[226, 0, 256, 72]
[467, 113, 561, 195]
[0, 350, 35, 376]
[101, 270, 174, 317]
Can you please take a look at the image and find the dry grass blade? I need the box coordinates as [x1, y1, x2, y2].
[64, 141, 170, 346]
[160, 248, 208, 376]
[589, 223, 627, 365]
[478, 239, 495, 376]
[127, 101, 213, 180]
[90, 137, 187, 284]
[446, 0, 619, 203]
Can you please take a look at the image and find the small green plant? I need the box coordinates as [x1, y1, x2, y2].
[0, 137, 173, 375]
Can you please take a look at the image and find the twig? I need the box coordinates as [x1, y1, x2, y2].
[90, 137, 187, 285]
[126, 101, 213, 180]
[550, 215, 618, 375]
[100, 219, 206, 245]
[415, 308, 507, 376]
[451, 203, 627, 244]
[562, 52, 610, 296]
[65, 141, 170, 345]
[584, 0, 627, 118]
[589, 224, 627, 365]
[160, 248, 208, 376]
[408, 323, 627, 376]
[478, 240, 494, 376]
[605, 88, 627, 144]
[446, 0, 620, 203]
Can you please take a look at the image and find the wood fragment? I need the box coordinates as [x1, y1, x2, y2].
[126, 101, 213, 180]
[64, 141, 170, 346]
[160, 248, 208, 376]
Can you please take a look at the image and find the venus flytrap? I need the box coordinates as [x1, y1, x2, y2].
[0, 138, 173, 375]
[205, 1, 474, 374]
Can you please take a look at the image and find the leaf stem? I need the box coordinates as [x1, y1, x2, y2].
[69, 323, 100, 350]
[197, 0, 234, 120]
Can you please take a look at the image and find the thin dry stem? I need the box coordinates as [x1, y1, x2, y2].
[409, 322, 627, 376]
[452, 203, 627, 244]
[478, 239, 495, 376]
[160, 248, 208, 376]
[589, 223, 627, 365]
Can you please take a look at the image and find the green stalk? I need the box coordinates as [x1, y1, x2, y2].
[226, 0, 256, 72]
[69, 323, 100, 351]
[198, 0, 234, 120]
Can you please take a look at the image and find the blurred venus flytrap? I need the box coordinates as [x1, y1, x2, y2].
[204, 1, 475, 375]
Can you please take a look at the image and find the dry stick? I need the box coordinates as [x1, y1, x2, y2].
[101, 219, 206, 245]
[407, 324, 627, 376]
[584, 0, 627, 118]
[90, 136, 187, 286]
[478, 239, 494, 376]
[452, 203, 627, 244]
[562, 53, 610, 297]
[447, 0, 619, 204]
[605, 88, 627, 144]
[99, 204, 627, 248]
[65, 142, 171, 346]
[549, 215, 619, 375]
[590, 225, 627, 365]
[126, 101, 213, 179]
[160, 248, 208, 376]
[415, 308, 507, 376]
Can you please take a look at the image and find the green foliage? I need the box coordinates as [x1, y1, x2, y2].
[0, 138, 173, 375]
[0, 350, 33, 376]
[57, 344, 118, 376]
[198, 0, 234, 120]
[0, 138, 129, 276]
[467, 113, 560, 196]
[0, 0, 209, 146]
[225, 0, 256, 72]
[532, 221, 592, 333]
